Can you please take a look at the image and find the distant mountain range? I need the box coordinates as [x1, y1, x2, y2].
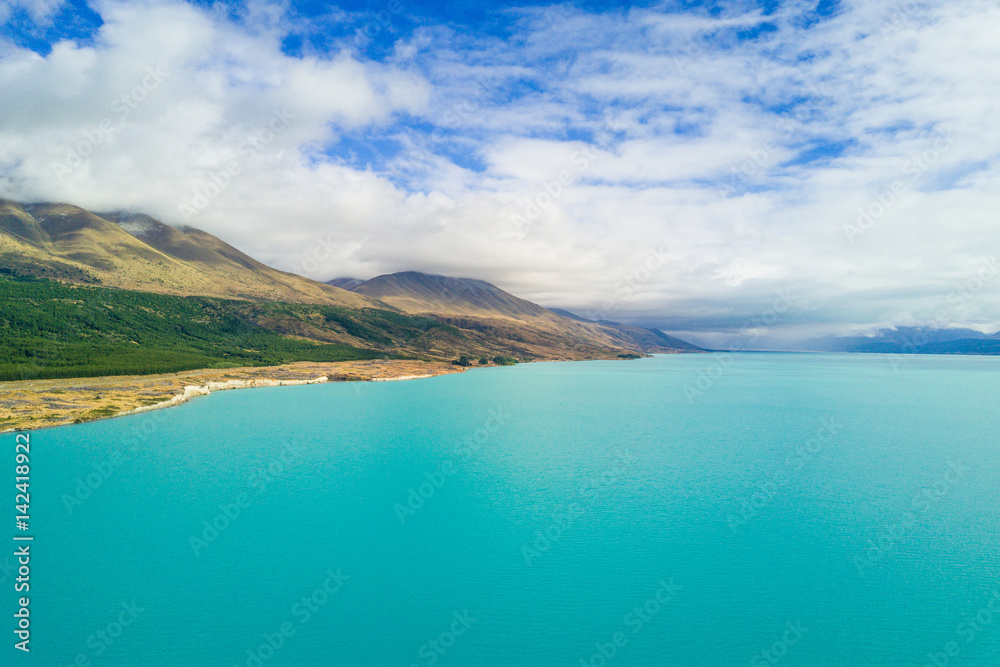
[328, 271, 702, 355]
[3, 197, 996, 378]
[798, 326, 1000, 355]
[0, 199, 701, 380]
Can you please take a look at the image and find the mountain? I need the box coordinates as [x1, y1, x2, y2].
[0, 199, 701, 381]
[351, 271, 701, 357]
[798, 326, 999, 355]
[354, 272, 558, 320]
[915, 339, 1000, 354]
[547, 307, 701, 350]
[601, 324, 703, 351]
[326, 277, 366, 290]
[0, 199, 374, 308]
[547, 307, 593, 323]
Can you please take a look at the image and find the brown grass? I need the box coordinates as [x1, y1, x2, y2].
[0, 359, 465, 432]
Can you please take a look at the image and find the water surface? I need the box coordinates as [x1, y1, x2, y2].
[9, 353, 1000, 666]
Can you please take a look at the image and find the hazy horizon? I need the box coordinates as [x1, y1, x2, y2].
[1, 0, 998, 341]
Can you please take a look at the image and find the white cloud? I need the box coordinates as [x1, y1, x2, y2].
[0, 0, 429, 259]
[0, 0, 64, 24]
[1, 0, 999, 341]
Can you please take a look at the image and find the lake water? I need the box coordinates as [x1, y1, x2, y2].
[8, 353, 1000, 666]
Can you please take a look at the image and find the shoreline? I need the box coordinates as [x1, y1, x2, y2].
[116, 375, 333, 418]
[0, 359, 465, 433]
[0, 354, 693, 433]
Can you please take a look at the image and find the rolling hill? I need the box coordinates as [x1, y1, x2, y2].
[0, 199, 375, 308]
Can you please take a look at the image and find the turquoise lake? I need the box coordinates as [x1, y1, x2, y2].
[7, 353, 1000, 666]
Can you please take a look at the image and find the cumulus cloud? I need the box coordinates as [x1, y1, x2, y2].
[1, 0, 999, 343]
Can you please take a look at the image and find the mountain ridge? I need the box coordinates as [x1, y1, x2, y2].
[348, 271, 702, 354]
[797, 326, 1000, 355]
[0, 199, 376, 308]
[0, 200, 702, 379]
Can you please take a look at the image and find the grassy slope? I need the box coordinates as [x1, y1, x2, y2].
[0, 273, 645, 383]
[0, 202, 683, 370]
[0, 274, 468, 381]
[353, 271, 701, 355]
[0, 200, 378, 308]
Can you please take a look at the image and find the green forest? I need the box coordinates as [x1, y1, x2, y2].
[0, 274, 457, 381]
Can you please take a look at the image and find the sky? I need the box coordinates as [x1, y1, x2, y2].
[0, 0, 998, 347]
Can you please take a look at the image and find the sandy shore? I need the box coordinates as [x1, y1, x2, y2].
[0, 359, 465, 432]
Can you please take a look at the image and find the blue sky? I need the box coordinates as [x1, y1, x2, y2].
[5, 0, 720, 56]
[1, 0, 998, 346]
